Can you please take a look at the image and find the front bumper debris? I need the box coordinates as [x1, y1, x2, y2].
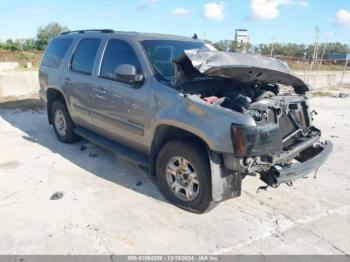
[263, 140, 333, 185]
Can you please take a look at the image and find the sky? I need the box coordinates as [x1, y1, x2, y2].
[0, 0, 349, 45]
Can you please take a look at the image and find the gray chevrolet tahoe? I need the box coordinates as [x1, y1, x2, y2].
[39, 29, 332, 213]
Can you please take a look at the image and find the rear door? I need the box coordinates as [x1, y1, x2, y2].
[62, 37, 101, 129]
[91, 38, 150, 153]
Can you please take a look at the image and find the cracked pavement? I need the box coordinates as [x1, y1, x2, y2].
[0, 97, 349, 254]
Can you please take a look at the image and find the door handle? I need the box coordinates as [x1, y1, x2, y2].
[63, 78, 72, 85]
[94, 87, 107, 96]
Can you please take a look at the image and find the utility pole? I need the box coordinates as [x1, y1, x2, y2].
[224, 40, 231, 52]
[270, 37, 275, 57]
[318, 32, 332, 71]
[312, 26, 321, 66]
[340, 56, 349, 86]
[303, 52, 308, 81]
[172, 14, 178, 34]
[307, 25, 320, 89]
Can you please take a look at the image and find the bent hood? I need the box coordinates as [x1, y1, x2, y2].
[173, 49, 309, 94]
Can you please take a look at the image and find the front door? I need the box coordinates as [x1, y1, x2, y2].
[91, 38, 149, 153]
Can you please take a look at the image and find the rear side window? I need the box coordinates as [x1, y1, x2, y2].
[41, 38, 73, 68]
[71, 38, 101, 75]
[100, 39, 141, 81]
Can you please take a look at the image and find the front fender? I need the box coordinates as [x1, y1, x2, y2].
[150, 93, 255, 154]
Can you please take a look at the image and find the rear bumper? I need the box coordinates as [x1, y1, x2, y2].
[271, 140, 333, 184]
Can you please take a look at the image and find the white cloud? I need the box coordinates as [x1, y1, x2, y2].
[172, 8, 189, 16]
[335, 9, 350, 27]
[250, 0, 308, 20]
[204, 2, 225, 21]
[250, 0, 288, 20]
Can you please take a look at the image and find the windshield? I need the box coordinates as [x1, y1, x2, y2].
[142, 40, 210, 82]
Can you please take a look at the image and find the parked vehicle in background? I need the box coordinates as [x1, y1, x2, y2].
[39, 30, 332, 213]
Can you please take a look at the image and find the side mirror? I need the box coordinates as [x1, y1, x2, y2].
[115, 64, 144, 85]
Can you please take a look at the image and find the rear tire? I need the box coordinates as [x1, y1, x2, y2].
[156, 140, 212, 213]
[51, 100, 80, 143]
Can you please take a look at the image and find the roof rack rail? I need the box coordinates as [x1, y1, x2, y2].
[61, 29, 115, 35]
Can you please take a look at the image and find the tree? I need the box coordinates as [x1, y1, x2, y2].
[253, 42, 350, 58]
[324, 42, 350, 56]
[213, 40, 226, 51]
[214, 40, 255, 53]
[35, 22, 69, 50]
[23, 39, 36, 51]
[3, 39, 20, 51]
[213, 40, 237, 52]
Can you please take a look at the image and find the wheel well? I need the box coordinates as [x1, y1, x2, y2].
[150, 125, 210, 176]
[47, 88, 65, 124]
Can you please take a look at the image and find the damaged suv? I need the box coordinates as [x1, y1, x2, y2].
[39, 30, 332, 213]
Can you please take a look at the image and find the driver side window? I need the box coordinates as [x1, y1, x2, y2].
[99, 39, 142, 81]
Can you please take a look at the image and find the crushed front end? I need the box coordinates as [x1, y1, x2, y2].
[174, 49, 332, 193]
[229, 95, 332, 187]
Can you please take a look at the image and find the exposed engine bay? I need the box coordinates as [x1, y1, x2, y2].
[174, 49, 312, 134]
[180, 77, 279, 113]
[180, 77, 330, 187]
[180, 76, 313, 147]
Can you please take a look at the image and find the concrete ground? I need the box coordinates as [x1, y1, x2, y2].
[0, 97, 349, 255]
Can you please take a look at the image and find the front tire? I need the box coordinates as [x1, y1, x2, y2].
[156, 140, 212, 213]
[51, 100, 80, 143]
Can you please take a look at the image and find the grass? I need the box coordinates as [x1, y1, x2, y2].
[289, 63, 346, 71]
[0, 51, 43, 70]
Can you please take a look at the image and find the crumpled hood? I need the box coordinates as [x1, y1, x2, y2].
[173, 49, 309, 94]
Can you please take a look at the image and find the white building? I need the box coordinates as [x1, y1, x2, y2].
[235, 29, 249, 53]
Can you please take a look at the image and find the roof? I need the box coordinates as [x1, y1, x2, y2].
[58, 29, 201, 41]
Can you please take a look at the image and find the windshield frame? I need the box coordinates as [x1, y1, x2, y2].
[140, 39, 209, 85]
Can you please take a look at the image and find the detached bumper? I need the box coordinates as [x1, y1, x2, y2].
[211, 140, 332, 203]
[272, 140, 333, 184]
